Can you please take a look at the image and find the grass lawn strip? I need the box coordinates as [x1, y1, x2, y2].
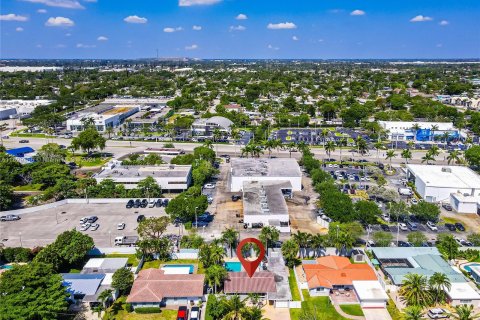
[340, 304, 364, 316]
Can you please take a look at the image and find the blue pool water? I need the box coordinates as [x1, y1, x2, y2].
[464, 263, 480, 273]
[225, 262, 242, 272]
[162, 264, 194, 274]
[0, 265, 13, 270]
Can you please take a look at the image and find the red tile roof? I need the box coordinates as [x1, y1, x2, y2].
[126, 269, 205, 303]
[303, 256, 377, 289]
[224, 272, 276, 294]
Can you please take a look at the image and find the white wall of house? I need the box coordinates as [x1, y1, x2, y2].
[308, 287, 330, 297]
[244, 213, 290, 233]
[231, 176, 301, 192]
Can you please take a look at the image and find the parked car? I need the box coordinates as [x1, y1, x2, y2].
[133, 199, 141, 208]
[117, 223, 126, 230]
[126, 199, 134, 209]
[381, 213, 390, 222]
[90, 223, 100, 231]
[444, 223, 456, 231]
[455, 222, 465, 231]
[198, 213, 213, 222]
[207, 196, 213, 204]
[203, 183, 215, 189]
[0, 215, 21, 221]
[380, 224, 390, 232]
[155, 199, 163, 207]
[148, 200, 156, 208]
[232, 195, 241, 201]
[140, 199, 148, 208]
[427, 308, 449, 319]
[137, 215, 146, 223]
[426, 221, 438, 231]
[398, 241, 412, 247]
[87, 216, 98, 223]
[190, 306, 200, 320]
[79, 223, 91, 231]
[442, 203, 453, 211]
[406, 220, 418, 231]
[410, 198, 418, 205]
[177, 306, 188, 320]
[398, 223, 408, 231]
[19, 139, 29, 143]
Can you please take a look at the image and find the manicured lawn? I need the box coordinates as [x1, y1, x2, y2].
[104, 254, 139, 267]
[13, 184, 43, 191]
[67, 154, 111, 167]
[10, 130, 55, 138]
[340, 304, 364, 316]
[105, 297, 176, 320]
[290, 290, 348, 320]
[288, 268, 301, 301]
[142, 259, 205, 274]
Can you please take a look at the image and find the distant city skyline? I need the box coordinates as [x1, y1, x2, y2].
[1, 0, 479, 59]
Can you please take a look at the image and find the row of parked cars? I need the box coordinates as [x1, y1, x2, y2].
[79, 216, 99, 231]
[126, 199, 169, 209]
[174, 212, 214, 228]
[177, 306, 200, 320]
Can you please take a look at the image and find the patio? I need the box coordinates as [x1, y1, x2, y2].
[330, 289, 359, 304]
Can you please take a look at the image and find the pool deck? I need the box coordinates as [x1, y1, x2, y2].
[160, 263, 199, 274]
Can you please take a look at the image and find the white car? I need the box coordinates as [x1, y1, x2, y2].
[79, 217, 88, 224]
[117, 223, 126, 230]
[80, 223, 91, 231]
[148, 200, 156, 208]
[204, 183, 215, 189]
[426, 221, 438, 231]
[398, 223, 408, 231]
[411, 198, 418, 205]
[381, 213, 390, 222]
[90, 223, 100, 231]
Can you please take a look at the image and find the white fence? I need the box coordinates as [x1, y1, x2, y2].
[275, 301, 301, 308]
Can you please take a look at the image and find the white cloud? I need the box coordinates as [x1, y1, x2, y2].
[45, 16, 74, 27]
[179, 0, 221, 6]
[16, 27, 24, 32]
[124, 15, 148, 24]
[236, 14, 247, 20]
[185, 44, 198, 50]
[229, 25, 246, 31]
[439, 20, 449, 26]
[292, 36, 299, 41]
[164, 27, 183, 33]
[0, 14, 29, 22]
[350, 10, 365, 16]
[97, 36, 108, 41]
[267, 44, 279, 50]
[192, 25, 202, 31]
[37, 9, 47, 13]
[267, 22, 297, 30]
[21, 0, 84, 9]
[76, 43, 96, 48]
[410, 15, 433, 22]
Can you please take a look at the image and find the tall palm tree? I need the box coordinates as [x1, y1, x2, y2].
[203, 139, 214, 149]
[286, 142, 297, 158]
[411, 123, 421, 143]
[356, 136, 369, 157]
[223, 295, 247, 320]
[337, 231, 355, 256]
[428, 272, 451, 305]
[422, 152, 435, 165]
[431, 125, 439, 142]
[449, 304, 480, 320]
[374, 141, 384, 164]
[447, 150, 462, 165]
[241, 306, 268, 320]
[281, 239, 299, 267]
[210, 244, 226, 265]
[293, 231, 311, 258]
[325, 140, 336, 160]
[97, 288, 113, 309]
[401, 149, 412, 165]
[430, 145, 440, 157]
[404, 305, 424, 320]
[206, 265, 228, 294]
[213, 128, 222, 142]
[385, 149, 397, 170]
[310, 234, 326, 258]
[442, 132, 450, 144]
[320, 129, 329, 149]
[222, 227, 239, 258]
[263, 139, 276, 158]
[105, 126, 114, 139]
[259, 226, 280, 256]
[399, 273, 432, 307]
[337, 137, 347, 162]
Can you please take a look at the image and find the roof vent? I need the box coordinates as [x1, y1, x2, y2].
[441, 167, 452, 173]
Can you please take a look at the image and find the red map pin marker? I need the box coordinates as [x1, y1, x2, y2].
[236, 238, 265, 278]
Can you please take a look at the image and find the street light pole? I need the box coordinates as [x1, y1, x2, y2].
[195, 206, 198, 229]
[19, 232, 22, 247]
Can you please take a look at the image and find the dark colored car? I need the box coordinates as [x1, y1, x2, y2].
[445, 223, 456, 231]
[140, 199, 148, 208]
[177, 306, 188, 320]
[163, 199, 169, 206]
[133, 199, 141, 208]
[455, 223, 465, 232]
[137, 215, 146, 223]
[442, 203, 453, 211]
[398, 241, 412, 247]
[380, 224, 390, 232]
[155, 199, 163, 207]
[192, 221, 209, 228]
[198, 213, 213, 223]
[232, 195, 241, 202]
[19, 139, 29, 143]
[126, 199, 134, 209]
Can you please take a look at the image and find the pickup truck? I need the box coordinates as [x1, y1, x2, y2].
[114, 236, 139, 246]
[0, 215, 21, 221]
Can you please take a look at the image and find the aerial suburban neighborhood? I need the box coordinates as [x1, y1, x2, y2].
[1, 1, 480, 320]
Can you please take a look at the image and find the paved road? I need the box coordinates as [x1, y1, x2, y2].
[2, 136, 452, 165]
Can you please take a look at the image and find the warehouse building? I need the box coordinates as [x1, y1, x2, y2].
[378, 121, 460, 141]
[406, 164, 480, 203]
[66, 104, 140, 132]
[93, 160, 192, 192]
[230, 158, 302, 192]
[191, 116, 233, 137]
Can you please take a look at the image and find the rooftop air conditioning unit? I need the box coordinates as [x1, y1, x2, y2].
[441, 167, 452, 173]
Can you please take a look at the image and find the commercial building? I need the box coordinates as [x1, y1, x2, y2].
[242, 181, 292, 232]
[406, 164, 480, 203]
[102, 97, 172, 108]
[0, 107, 17, 120]
[6, 147, 36, 164]
[0, 99, 54, 119]
[378, 121, 460, 141]
[450, 193, 480, 214]
[93, 160, 192, 192]
[191, 116, 233, 137]
[126, 269, 204, 308]
[230, 158, 302, 192]
[66, 104, 140, 132]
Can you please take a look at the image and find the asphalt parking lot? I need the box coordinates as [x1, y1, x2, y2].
[0, 202, 174, 248]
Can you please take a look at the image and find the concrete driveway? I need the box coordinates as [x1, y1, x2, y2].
[362, 308, 392, 320]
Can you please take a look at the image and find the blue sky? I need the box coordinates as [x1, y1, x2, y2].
[1, 0, 479, 59]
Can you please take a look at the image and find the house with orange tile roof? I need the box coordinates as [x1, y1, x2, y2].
[299, 256, 378, 296]
[126, 269, 205, 309]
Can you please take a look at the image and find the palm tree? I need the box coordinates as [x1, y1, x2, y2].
[325, 141, 336, 160]
[374, 141, 384, 164]
[213, 128, 222, 142]
[281, 239, 299, 267]
[449, 304, 480, 320]
[385, 149, 397, 170]
[430, 145, 440, 157]
[206, 265, 228, 294]
[286, 142, 297, 158]
[404, 305, 424, 320]
[222, 227, 239, 258]
[259, 226, 280, 256]
[411, 124, 421, 142]
[356, 136, 369, 157]
[263, 139, 278, 158]
[442, 132, 450, 144]
[310, 234, 326, 258]
[97, 288, 113, 309]
[337, 137, 347, 162]
[399, 273, 432, 307]
[336, 231, 355, 256]
[431, 125, 439, 142]
[105, 126, 114, 139]
[447, 150, 462, 165]
[428, 272, 451, 305]
[210, 244, 226, 265]
[293, 231, 311, 258]
[223, 295, 247, 320]
[422, 152, 435, 165]
[0, 123, 8, 146]
[241, 144, 252, 158]
[320, 129, 329, 149]
[401, 149, 412, 165]
[241, 306, 267, 320]
[203, 139, 214, 149]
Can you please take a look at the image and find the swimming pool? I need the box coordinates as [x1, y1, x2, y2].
[162, 264, 194, 274]
[225, 261, 242, 272]
[0, 265, 13, 270]
[464, 263, 480, 273]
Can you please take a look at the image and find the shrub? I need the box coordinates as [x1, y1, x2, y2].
[134, 307, 161, 314]
[124, 303, 133, 313]
[1, 247, 32, 263]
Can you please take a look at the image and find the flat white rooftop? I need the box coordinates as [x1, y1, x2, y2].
[407, 165, 480, 189]
[95, 164, 192, 179]
[447, 282, 480, 300]
[231, 158, 301, 178]
[352, 281, 389, 301]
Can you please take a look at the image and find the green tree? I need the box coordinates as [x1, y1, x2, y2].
[399, 273, 432, 307]
[325, 140, 336, 159]
[447, 150, 462, 165]
[409, 201, 440, 222]
[281, 239, 299, 268]
[221, 227, 239, 258]
[467, 233, 480, 246]
[199, 243, 226, 269]
[136, 176, 162, 199]
[436, 234, 459, 261]
[71, 127, 106, 154]
[385, 149, 397, 170]
[35, 143, 67, 163]
[428, 272, 451, 305]
[165, 186, 208, 222]
[259, 226, 280, 256]
[0, 262, 69, 320]
[407, 231, 427, 247]
[465, 145, 480, 167]
[223, 295, 247, 320]
[0, 184, 14, 211]
[401, 149, 412, 165]
[354, 200, 381, 225]
[111, 268, 134, 295]
[137, 216, 170, 240]
[372, 231, 393, 247]
[31, 163, 72, 188]
[449, 304, 480, 320]
[404, 305, 424, 320]
[205, 265, 228, 294]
